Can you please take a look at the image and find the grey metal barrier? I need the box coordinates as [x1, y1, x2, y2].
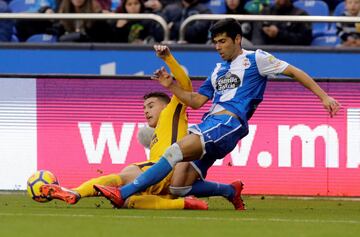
[179, 14, 360, 43]
[0, 13, 170, 42]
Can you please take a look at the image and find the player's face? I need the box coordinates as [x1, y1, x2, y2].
[143, 97, 167, 128]
[213, 33, 242, 61]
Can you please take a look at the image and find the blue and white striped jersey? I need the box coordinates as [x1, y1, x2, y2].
[198, 49, 289, 123]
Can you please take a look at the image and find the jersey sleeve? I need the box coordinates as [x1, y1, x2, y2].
[198, 76, 214, 99]
[255, 49, 289, 77]
[164, 54, 192, 92]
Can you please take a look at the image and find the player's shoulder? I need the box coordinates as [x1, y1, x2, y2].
[237, 49, 258, 63]
[163, 96, 185, 113]
[168, 96, 181, 106]
[242, 48, 271, 55]
[212, 62, 223, 74]
[242, 49, 256, 55]
[240, 49, 267, 61]
[254, 49, 272, 57]
[253, 49, 277, 63]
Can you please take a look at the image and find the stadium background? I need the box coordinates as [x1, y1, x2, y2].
[0, 44, 359, 197]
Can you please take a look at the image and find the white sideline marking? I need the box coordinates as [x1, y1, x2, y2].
[0, 213, 359, 225]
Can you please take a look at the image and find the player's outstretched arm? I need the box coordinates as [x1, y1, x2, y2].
[151, 67, 208, 109]
[154, 44, 192, 92]
[282, 65, 341, 117]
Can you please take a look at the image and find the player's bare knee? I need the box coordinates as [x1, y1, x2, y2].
[119, 165, 142, 184]
[171, 163, 200, 187]
[164, 143, 183, 167]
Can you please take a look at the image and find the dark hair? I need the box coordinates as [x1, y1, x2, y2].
[209, 18, 243, 41]
[143, 92, 171, 104]
[117, 0, 145, 13]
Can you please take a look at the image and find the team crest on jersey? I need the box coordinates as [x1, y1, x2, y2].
[216, 71, 242, 91]
[242, 58, 251, 69]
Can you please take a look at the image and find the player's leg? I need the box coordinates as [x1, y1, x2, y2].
[169, 160, 245, 210]
[171, 162, 199, 187]
[121, 134, 202, 196]
[124, 195, 207, 210]
[73, 173, 123, 197]
[41, 165, 141, 204]
[189, 114, 246, 210]
[170, 159, 226, 198]
[95, 114, 247, 207]
[73, 164, 144, 197]
[122, 164, 206, 210]
[172, 159, 234, 198]
[95, 133, 203, 207]
[40, 173, 123, 205]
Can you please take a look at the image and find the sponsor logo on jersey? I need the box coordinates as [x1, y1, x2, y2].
[216, 71, 242, 91]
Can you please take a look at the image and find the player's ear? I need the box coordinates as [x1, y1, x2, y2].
[235, 34, 241, 45]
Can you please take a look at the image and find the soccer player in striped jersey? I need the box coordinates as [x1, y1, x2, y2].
[41, 45, 244, 210]
[94, 18, 341, 209]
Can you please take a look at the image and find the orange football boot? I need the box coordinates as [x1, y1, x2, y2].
[40, 184, 80, 204]
[93, 184, 124, 208]
[228, 180, 245, 210]
[184, 196, 208, 210]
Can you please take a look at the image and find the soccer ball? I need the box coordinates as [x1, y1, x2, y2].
[27, 170, 59, 203]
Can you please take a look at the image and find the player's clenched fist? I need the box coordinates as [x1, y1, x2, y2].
[154, 44, 170, 59]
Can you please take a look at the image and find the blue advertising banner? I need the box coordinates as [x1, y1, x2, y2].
[0, 46, 359, 78]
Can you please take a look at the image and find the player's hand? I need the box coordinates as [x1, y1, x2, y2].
[151, 67, 173, 88]
[154, 44, 171, 59]
[322, 96, 341, 118]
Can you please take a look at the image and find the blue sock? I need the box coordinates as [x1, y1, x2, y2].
[188, 180, 235, 199]
[120, 157, 172, 199]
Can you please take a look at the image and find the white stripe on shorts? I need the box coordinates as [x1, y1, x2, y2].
[188, 126, 206, 159]
[203, 115, 233, 134]
[214, 122, 242, 143]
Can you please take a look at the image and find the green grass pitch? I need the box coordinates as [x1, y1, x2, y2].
[0, 192, 359, 237]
